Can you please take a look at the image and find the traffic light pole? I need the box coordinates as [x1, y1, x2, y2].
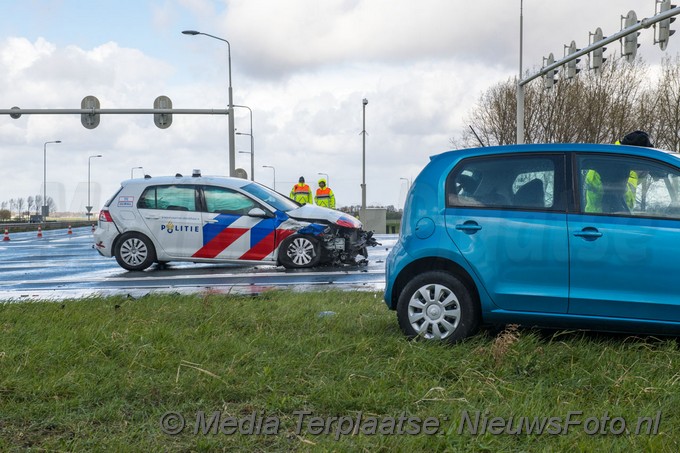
[516, 5, 680, 144]
[0, 108, 229, 116]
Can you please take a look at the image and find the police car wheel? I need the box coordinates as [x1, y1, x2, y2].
[115, 232, 156, 271]
[279, 235, 320, 268]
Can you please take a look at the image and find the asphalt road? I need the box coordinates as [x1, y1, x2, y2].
[0, 226, 396, 301]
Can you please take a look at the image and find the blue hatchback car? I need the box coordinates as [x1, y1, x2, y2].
[384, 143, 680, 343]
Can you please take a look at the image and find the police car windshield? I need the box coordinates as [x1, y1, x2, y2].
[241, 183, 299, 212]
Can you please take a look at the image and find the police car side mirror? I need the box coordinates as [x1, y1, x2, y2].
[248, 207, 272, 218]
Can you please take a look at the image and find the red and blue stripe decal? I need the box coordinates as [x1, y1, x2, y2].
[192, 213, 296, 260]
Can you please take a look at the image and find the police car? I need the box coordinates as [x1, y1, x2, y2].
[94, 171, 376, 271]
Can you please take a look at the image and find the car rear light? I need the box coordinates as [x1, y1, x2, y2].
[99, 210, 114, 222]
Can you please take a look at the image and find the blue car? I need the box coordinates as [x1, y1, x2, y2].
[384, 143, 680, 342]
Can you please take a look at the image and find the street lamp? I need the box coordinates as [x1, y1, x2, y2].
[317, 172, 329, 186]
[235, 104, 254, 181]
[43, 140, 61, 219]
[182, 29, 236, 177]
[400, 177, 410, 189]
[131, 166, 144, 178]
[238, 150, 252, 180]
[361, 98, 368, 219]
[87, 154, 103, 220]
[262, 165, 276, 191]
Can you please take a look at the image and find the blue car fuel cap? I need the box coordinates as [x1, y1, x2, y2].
[414, 217, 435, 239]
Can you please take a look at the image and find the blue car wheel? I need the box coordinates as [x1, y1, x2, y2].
[397, 271, 479, 343]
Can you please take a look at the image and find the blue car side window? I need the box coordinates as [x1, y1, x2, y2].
[577, 155, 680, 218]
[446, 154, 563, 211]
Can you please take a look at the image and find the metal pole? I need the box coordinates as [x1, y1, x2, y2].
[228, 70, 235, 177]
[43, 144, 46, 217]
[517, 0, 525, 144]
[246, 149, 253, 181]
[361, 98, 368, 219]
[263, 165, 276, 190]
[43, 140, 61, 219]
[88, 155, 102, 220]
[235, 105, 254, 180]
[88, 158, 91, 219]
[517, 84, 525, 145]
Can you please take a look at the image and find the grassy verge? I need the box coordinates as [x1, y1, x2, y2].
[1, 290, 678, 451]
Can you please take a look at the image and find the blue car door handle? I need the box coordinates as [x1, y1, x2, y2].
[455, 221, 482, 234]
[574, 227, 602, 240]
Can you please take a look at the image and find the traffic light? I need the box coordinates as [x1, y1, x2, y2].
[543, 53, 558, 89]
[154, 95, 173, 129]
[590, 27, 607, 74]
[81, 95, 100, 129]
[622, 10, 641, 62]
[565, 41, 581, 80]
[656, 0, 677, 50]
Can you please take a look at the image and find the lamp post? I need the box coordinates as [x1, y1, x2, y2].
[235, 104, 254, 180]
[361, 98, 368, 220]
[87, 154, 103, 220]
[131, 166, 144, 178]
[43, 140, 61, 220]
[182, 30, 236, 177]
[238, 150, 253, 180]
[400, 177, 410, 189]
[236, 132, 254, 181]
[317, 172, 329, 186]
[262, 165, 276, 191]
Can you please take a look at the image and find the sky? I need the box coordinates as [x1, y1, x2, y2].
[0, 0, 677, 213]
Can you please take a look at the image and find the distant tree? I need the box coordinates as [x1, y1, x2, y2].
[34, 195, 43, 214]
[386, 210, 403, 220]
[16, 198, 25, 220]
[652, 56, 680, 151]
[27, 196, 34, 214]
[0, 209, 10, 221]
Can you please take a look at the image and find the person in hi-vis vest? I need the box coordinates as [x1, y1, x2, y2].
[314, 178, 336, 209]
[584, 130, 653, 213]
[290, 176, 313, 204]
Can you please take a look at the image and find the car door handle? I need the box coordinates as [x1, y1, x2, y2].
[455, 221, 482, 234]
[204, 219, 219, 224]
[573, 227, 602, 240]
[144, 215, 160, 220]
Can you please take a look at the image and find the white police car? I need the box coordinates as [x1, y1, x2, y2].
[94, 171, 376, 271]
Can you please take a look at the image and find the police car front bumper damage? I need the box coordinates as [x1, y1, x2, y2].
[318, 226, 380, 266]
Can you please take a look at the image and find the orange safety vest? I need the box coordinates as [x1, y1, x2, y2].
[290, 183, 312, 204]
[315, 186, 335, 208]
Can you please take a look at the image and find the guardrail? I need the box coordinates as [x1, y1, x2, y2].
[0, 220, 94, 233]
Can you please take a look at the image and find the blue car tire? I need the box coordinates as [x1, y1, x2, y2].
[397, 271, 479, 343]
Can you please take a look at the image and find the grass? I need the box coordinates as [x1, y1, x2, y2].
[1, 290, 679, 451]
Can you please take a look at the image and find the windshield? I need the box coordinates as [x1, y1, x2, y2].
[241, 182, 300, 212]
